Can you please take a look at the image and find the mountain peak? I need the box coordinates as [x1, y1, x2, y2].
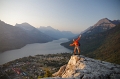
[81, 18, 120, 35]
[21, 22, 31, 26]
[52, 55, 120, 79]
[102, 18, 109, 20]
[93, 18, 115, 27]
[39, 26, 55, 30]
[15, 22, 33, 27]
[47, 26, 52, 28]
[15, 22, 35, 31]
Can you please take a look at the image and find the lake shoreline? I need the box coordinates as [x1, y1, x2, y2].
[0, 53, 72, 79]
[0, 38, 72, 65]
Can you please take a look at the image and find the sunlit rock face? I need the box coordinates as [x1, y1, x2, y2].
[52, 55, 120, 79]
[43, 55, 120, 79]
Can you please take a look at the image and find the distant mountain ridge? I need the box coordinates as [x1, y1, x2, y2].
[0, 20, 55, 52]
[82, 18, 120, 35]
[38, 26, 77, 39]
[15, 22, 35, 31]
[93, 18, 115, 27]
[15, 23, 55, 42]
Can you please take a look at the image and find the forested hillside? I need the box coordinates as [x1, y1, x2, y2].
[87, 24, 120, 64]
[61, 25, 120, 64]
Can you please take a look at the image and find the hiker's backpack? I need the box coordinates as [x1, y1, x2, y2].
[78, 42, 80, 46]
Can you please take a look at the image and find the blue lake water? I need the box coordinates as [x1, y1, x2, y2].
[0, 38, 72, 65]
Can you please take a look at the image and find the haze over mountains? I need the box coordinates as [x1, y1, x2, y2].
[15, 23, 77, 39]
[0, 17, 120, 58]
[38, 26, 77, 39]
[61, 18, 120, 64]
[15, 23, 56, 42]
[0, 18, 120, 79]
[0, 20, 55, 52]
[0, 20, 77, 52]
[15, 22, 37, 31]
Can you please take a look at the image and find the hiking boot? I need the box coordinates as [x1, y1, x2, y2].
[73, 53, 77, 55]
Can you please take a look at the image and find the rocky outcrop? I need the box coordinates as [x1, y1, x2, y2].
[43, 55, 120, 79]
[53, 65, 67, 77]
[93, 18, 116, 27]
[61, 55, 120, 79]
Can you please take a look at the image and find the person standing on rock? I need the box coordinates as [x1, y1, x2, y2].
[69, 35, 81, 55]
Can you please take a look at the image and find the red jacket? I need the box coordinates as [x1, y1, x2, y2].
[70, 36, 80, 46]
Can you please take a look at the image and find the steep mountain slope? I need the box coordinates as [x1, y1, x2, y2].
[87, 24, 120, 64]
[38, 26, 77, 39]
[15, 22, 35, 31]
[61, 25, 120, 64]
[82, 18, 119, 35]
[15, 23, 55, 42]
[0, 20, 30, 52]
[0, 20, 54, 52]
[61, 18, 120, 64]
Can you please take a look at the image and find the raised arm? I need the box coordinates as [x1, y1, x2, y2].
[76, 35, 81, 41]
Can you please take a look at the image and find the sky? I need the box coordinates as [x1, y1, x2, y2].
[0, 0, 120, 33]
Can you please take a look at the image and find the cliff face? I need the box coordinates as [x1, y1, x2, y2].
[47, 55, 120, 79]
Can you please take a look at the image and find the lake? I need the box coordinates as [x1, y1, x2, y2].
[0, 38, 72, 65]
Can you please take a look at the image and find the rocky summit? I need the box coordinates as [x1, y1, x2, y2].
[43, 55, 120, 79]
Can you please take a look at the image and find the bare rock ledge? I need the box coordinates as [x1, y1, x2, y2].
[42, 55, 120, 79]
